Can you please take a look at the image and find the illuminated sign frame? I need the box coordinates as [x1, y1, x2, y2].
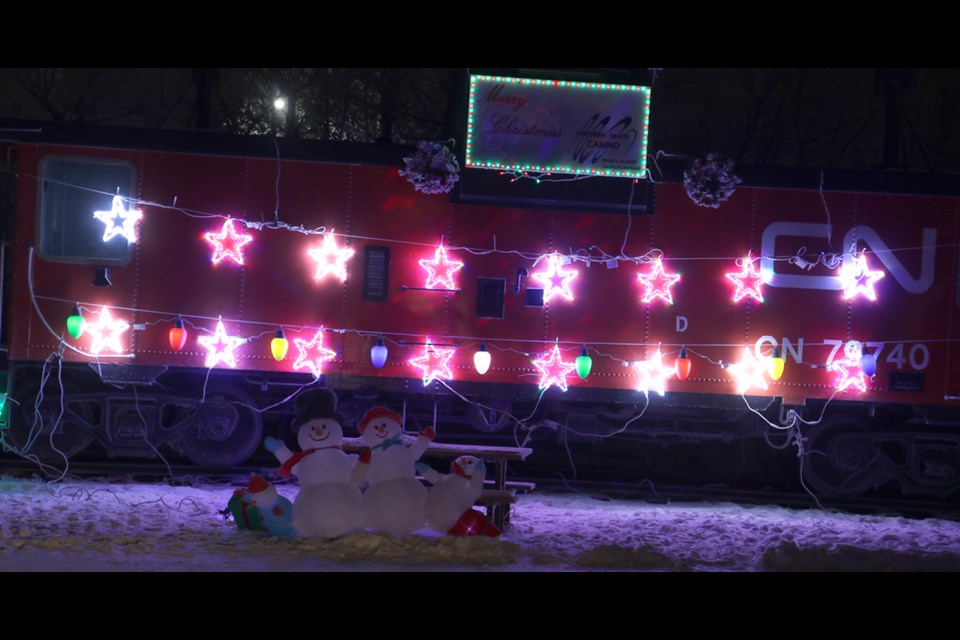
[466, 74, 652, 179]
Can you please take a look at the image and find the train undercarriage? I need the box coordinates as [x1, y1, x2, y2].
[3, 361, 958, 502]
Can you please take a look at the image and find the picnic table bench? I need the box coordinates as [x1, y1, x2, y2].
[344, 440, 533, 531]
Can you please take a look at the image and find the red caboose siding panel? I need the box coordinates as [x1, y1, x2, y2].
[8, 142, 960, 412]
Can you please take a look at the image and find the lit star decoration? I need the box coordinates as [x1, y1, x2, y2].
[94, 195, 143, 244]
[309, 231, 355, 282]
[205, 219, 254, 266]
[532, 254, 578, 303]
[533, 344, 578, 393]
[85, 307, 130, 356]
[293, 330, 338, 379]
[637, 258, 681, 305]
[410, 341, 456, 386]
[840, 251, 885, 302]
[198, 319, 247, 369]
[726, 255, 766, 304]
[832, 341, 869, 393]
[726, 348, 770, 394]
[420, 245, 464, 290]
[634, 349, 676, 397]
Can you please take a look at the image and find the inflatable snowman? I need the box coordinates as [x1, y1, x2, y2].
[264, 389, 366, 539]
[225, 474, 296, 538]
[357, 407, 434, 537]
[420, 456, 500, 537]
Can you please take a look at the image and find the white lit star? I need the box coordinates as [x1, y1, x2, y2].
[726, 348, 769, 394]
[840, 251, 885, 302]
[205, 219, 254, 266]
[94, 195, 143, 244]
[309, 231, 355, 282]
[637, 258, 681, 306]
[533, 344, 578, 392]
[85, 307, 130, 355]
[420, 245, 464, 290]
[532, 254, 578, 303]
[634, 349, 676, 397]
[410, 340, 456, 386]
[293, 330, 338, 379]
[198, 319, 246, 369]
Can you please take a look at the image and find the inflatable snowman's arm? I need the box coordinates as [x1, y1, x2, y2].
[416, 462, 444, 486]
[470, 459, 487, 496]
[409, 426, 435, 461]
[350, 447, 372, 487]
[265, 437, 294, 465]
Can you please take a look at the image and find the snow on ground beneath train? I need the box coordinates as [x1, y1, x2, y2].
[1, 476, 959, 572]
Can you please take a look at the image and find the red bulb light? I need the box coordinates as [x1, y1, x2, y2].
[169, 318, 188, 352]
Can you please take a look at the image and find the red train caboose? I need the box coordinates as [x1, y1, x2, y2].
[1, 118, 959, 499]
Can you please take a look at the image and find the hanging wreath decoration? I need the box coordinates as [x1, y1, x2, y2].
[683, 154, 743, 209]
[399, 141, 461, 195]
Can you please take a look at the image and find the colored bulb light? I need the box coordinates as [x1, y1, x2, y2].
[169, 318, 188, 352]
[675, 349, 692, 382]
[67, 306, 86, 340]
[474, 343, 492, 376]
[271, 329, 290, 362]
[371, 337, 389, 370]
[576, 347, 593, 380]
[768, 348, 786, 382]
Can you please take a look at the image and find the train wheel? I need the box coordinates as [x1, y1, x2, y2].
[4, 379, 93, 462]
[802, 418, 883, 497]
[178, 384, 263, 467]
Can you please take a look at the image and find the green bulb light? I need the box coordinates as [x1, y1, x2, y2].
[67, 306, 85, 340]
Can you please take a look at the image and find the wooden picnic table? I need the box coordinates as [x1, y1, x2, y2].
[344, 439, 533, 531]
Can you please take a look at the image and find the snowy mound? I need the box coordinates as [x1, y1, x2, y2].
[1, 478, 959, 572]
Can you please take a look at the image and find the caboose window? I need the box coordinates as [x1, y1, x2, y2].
[37, 158, 137, 265]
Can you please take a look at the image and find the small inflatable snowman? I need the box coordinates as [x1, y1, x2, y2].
[357, 407, 434, 537]
[264, 389, 366, 539]
[225, 474, 296, 538]
[420, 457, 500, 537]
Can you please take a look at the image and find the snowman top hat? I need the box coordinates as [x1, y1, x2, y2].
[292, 388, 345, 430]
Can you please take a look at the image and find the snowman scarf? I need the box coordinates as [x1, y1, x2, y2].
[278, 446, 343, 479]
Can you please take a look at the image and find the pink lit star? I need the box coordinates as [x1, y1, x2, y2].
[410, 340, 456, 386]
[832, 341, 869, 393]
[637, 258, 681, 306]
[198, 319, 246, 369]
[420, 245, 464, 290]
[205, 219, 254, 266]
[309, 232, 355, 282]
[532, 254, 578, 303]
[293, 330, 338, 379]
[726, 255, 766, 304]
[85, 307, 130, 355]
[533, 344, 578, 392]
[94, 195, 143, 244]
[634, 349, 676, 397]
[840, 251, 885, 302]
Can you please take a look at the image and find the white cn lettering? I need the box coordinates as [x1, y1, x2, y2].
[761, 222, 936, 295]
[676, 316, 689, 333]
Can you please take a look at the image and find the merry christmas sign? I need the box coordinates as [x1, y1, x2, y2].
[465, 74, 652, 179]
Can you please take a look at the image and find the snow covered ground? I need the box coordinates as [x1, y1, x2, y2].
[1, 476, 959, 572]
